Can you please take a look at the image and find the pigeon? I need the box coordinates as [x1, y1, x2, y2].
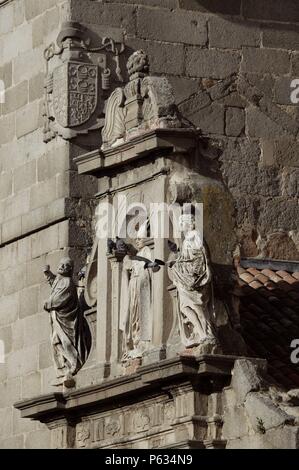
[130, 255, 165, 272]
[78, 266, 86, 281]
[107, 238, 116, 254]
[168, 240, 179, 253]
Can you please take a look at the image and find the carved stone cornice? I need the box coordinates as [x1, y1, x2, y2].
[14, 355, 240, 422]
[75, 128, 200, 176]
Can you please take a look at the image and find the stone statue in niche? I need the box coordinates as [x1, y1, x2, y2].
[169, 214, 220, 354]
[43, 257, 91, 387]
[119, 221, 154, 360]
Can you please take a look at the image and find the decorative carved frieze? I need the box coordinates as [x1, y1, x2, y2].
[43, 21, 126, 142]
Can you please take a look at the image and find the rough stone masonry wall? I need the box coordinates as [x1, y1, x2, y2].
[67, 0, 299, 260]
[0, 0, 96, 449]
[0, 0, 299, 449]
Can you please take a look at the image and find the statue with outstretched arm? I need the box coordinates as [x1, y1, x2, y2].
[43, 257, 91, 387]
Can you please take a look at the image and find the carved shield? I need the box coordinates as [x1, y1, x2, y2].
[53, 62, 98, 128]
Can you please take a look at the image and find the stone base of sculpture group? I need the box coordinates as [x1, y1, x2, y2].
[15, 355, 238, 449]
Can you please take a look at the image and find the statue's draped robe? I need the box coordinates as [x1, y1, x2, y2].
[48, 275, 91, 377]
[120, 246, 153, 357]
[171, 231, 216, 347]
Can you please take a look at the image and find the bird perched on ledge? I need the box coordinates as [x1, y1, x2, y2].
[130, 255, 165, 273]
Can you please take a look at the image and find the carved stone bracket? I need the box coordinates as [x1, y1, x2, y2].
[43, 21, 126, 142]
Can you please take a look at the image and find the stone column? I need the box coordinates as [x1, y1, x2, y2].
[96, 237, 111, 377]
[108, 251, 126, 375]
[48, 418, 76, 449]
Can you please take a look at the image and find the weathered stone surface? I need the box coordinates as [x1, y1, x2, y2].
[167, 76, 201, 105]
[231, 359, 266, 404]
[209, 17, 260, 48]
[222, 404, 250, 439]
[291, 53, 299, 75]
[0, 325, 12, 355]
[245, 392, 292, 432]
[258, 198, 299, 233]
[273, 138, 299, 168]
[38, 341, 52, 370]
[24, 429, 51, 449]
[186, 48, 240, 79]
[242, 48, 290, 75]
[0, 435, 24, 449]
[19, 286, 39, 319]
[0, 171, 12, 200]
[13, 48, 44, 84]
[6, 346, 38, 379]
[178, 90, 211, 118]
[137, 7, 207, 45]
[106, 0, 178, 7]
[226, 434, 271, 449]
[12, 409, 36, 435]
[13, 160, 36, 193]
[243, 0, 299, 22]
[281, 167, 299, 197]
[0, 113, 16, 146]
[126, 37, 185, 76]
[16, 100, 42, 139]
[192, 103, 225, 134]
[274, 77, 297, 105]
[265, 426, 299, 449]
[246, 106, 286, 139]
[2, 81, 28, 115]
[13, 0, 25, 27]
[225, 107, 245, 137]
[0, 1, 14, 35]
[28, 72, 45, 102]
[68, 1, 136, 35]
[263, 25, 299, 50]
[24, 0, 58, 21]
[22, 371, 41, 399]
[179, 0, 241, 15]
[1, 217, 22, 245]
[263, 232, 299, 260]
[0, 61, 12, 89]
[0, 293, 18, 327]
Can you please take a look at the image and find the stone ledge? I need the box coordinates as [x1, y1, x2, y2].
[74, 128, 200, 176]
[14, 355, 240, 423]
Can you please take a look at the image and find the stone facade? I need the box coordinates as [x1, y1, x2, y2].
[0, 0, 299, 449]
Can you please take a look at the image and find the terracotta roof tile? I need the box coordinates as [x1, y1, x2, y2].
[261, 269, 285, 283]
[247, 267, 261, 276]
[238, 262, 299, 391]
[239, 272, 255, 283]
[249, 280, 264, 289]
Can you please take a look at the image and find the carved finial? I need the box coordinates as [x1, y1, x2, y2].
[127, 50, 150, 80]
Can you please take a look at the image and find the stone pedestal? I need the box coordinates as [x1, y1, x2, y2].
[15, 355, 237, 449]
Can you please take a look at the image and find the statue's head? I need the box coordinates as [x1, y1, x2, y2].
[179, 214, 195, 233]
[57, 257, 74, 277]
[127, 50, 149, 79]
